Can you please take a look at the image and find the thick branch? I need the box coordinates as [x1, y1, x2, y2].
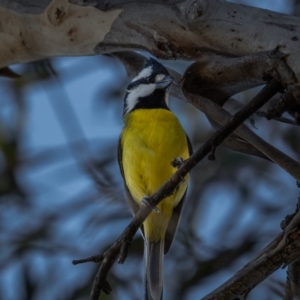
[183, 49, 296, 105]
[0, 0, 122, 66]
[1, 0, 300, 85]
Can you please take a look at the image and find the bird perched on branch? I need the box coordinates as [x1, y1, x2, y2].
[118, 58, 192, 300]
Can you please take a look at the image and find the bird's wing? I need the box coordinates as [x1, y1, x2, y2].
[117, 135, 145, 236]
[164, 133, 193, 254]
[164, 190, 187, 254]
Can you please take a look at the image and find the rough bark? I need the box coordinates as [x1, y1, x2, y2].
[1, 0, 300, 84]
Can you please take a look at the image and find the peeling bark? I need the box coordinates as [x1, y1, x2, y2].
[0, 0, 122, 66]
[1, 0, 300, 85]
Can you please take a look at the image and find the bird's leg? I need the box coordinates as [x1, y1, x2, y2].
[142, 196, 160, 213]
[171, 157, 184, 168]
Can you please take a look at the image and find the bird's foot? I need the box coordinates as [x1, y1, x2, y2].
[171, 157, 184, 168]
[171, 157, 186, 183]
[142, 196, 160, 213]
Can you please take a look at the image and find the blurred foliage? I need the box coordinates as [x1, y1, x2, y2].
[1, 2, 300, 299]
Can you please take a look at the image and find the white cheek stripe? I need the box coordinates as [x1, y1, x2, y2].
[125, 83, 156, 113]
[132, 66, 153, 82]
[155, 74, 165, 82]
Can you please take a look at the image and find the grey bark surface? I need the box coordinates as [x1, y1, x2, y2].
[1, 0, 300, 84]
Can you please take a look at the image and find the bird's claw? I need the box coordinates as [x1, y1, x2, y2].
[142, 196, 160, 213]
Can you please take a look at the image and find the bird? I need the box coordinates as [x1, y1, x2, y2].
[118, 58, 192, 300]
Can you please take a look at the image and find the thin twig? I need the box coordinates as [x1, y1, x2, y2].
[256, 88, 300, 126]
[184, 86, 300, 182]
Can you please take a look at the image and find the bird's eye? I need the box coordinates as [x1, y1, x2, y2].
[146, 76, 154, 83]
[144, 74, 166, 84]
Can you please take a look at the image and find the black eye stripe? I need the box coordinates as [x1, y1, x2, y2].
[128, 78, 148, 90]
[128, 72, 168, 90]
[147, 74, 165, 83]
[147, 76, 155, 83]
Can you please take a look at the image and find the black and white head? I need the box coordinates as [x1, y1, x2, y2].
[123, 58, 173, 115]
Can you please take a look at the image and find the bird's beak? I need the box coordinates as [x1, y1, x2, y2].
[156, 75, 174, 90]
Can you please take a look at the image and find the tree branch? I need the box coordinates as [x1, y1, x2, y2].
[183, 88, 300, 182]
[183, 49, 295, 105]
[1, 0, 300, 86]
[202, 186, 300, 300]
[201, 226, 300, 300]
[183, 51, 300, 181]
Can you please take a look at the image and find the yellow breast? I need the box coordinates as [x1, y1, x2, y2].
[121, 108, 190, 242]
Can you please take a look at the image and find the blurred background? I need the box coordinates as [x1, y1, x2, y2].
[1, 1, 300, 300]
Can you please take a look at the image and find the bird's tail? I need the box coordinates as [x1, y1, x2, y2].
[144, 239, 164, 300]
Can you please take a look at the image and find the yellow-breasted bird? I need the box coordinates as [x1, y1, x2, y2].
[118, 58, 192, 300]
